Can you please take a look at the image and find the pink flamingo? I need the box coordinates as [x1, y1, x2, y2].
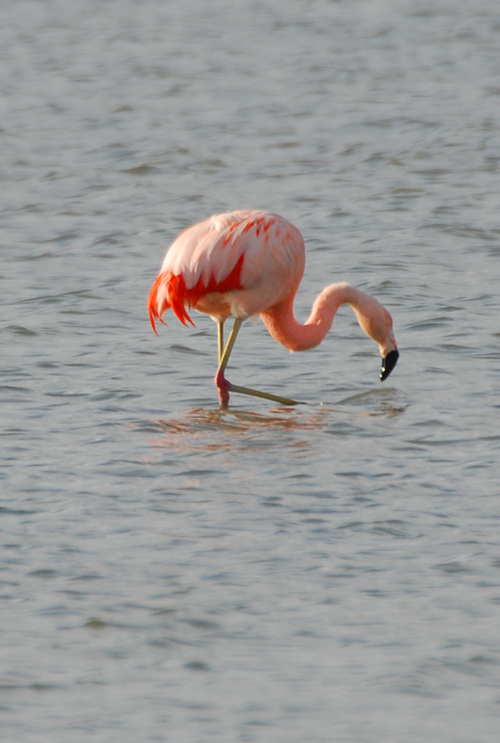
[148, 210, 399, 406]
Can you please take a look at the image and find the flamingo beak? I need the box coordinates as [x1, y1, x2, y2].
[380, 349, 399, 381]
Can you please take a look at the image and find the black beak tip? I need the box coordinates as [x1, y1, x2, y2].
[380, 349, 399, 381]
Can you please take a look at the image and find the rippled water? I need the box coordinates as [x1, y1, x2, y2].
[2, 1, 500, 741]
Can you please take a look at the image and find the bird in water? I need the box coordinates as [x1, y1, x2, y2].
[148, 210, 399, 406]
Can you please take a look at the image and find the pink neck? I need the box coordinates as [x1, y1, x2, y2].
[260, 282, 393, 355]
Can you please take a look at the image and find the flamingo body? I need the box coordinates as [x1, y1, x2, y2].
[148, 210, 399, 405]
[148, 211, 304, 330]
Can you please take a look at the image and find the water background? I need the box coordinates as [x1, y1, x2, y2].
[2, 1, 500, 741]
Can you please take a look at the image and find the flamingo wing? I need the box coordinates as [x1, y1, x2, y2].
[148, 210, 305, 332]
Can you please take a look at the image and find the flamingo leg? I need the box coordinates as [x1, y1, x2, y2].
[215, 318, 243, 405]
[225, 382, 303, 406]
[214, 318, 302, 407]
[217, 322, 224, 363]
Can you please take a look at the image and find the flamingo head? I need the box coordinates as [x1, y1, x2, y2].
[380, 348, 399, 381]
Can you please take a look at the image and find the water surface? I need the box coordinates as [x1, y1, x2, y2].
[1, 1, 500, 741]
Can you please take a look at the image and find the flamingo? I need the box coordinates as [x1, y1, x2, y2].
[148, 210, 399, 406]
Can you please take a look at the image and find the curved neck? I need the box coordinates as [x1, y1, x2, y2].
[260, 282, 395, 356]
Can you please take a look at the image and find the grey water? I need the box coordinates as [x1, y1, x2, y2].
[1, 1, 500, 741]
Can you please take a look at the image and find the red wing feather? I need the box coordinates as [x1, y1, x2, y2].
[148, 253, 245, 332]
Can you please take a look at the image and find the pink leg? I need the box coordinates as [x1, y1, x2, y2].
[215, 368, 231, 406]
